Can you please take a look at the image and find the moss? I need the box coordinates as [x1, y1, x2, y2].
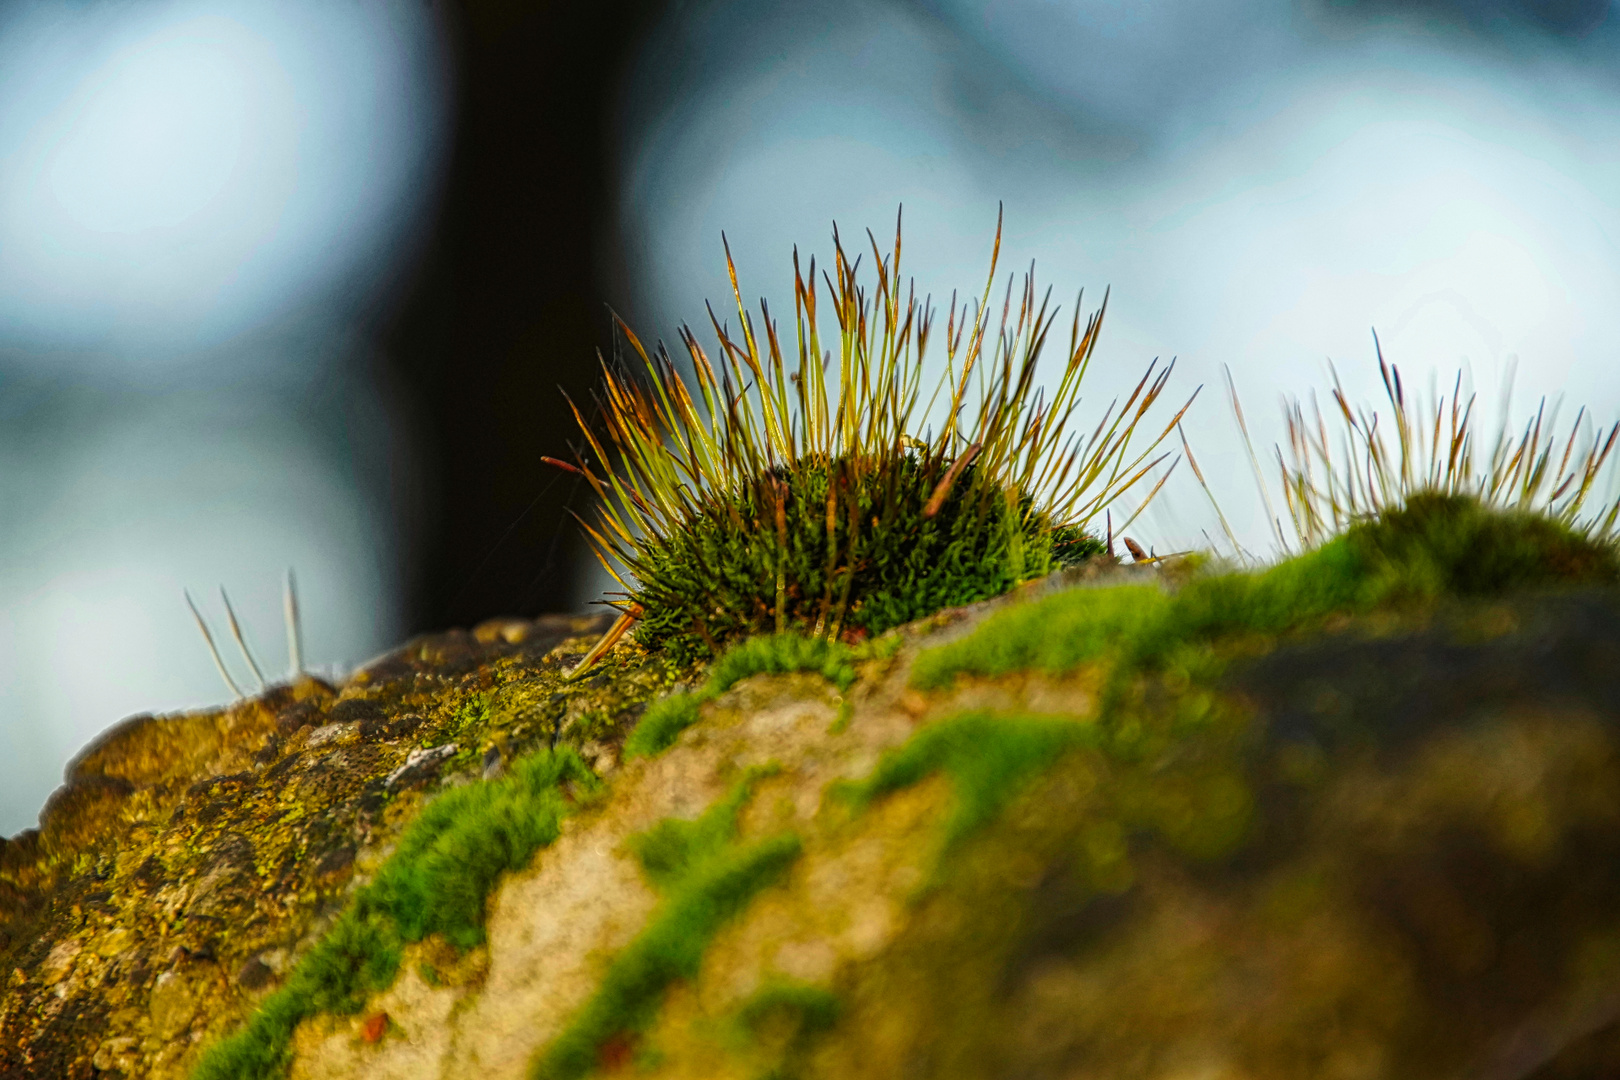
[833, 711, 1099, 860]
[869, 493, 1608, 881]
[532, 768, 802, 1080]
[837, 494, 1616, 906]
[437, 693, 491, 748]
[733, 980, 841, 1039]
[540, 641, 688, 752]
[624, 694, 704, 761]
[624, 633, 873, 760]
[912, 492, 1619, 692]
[561, 219, 1189, 667]
[728, 979, 842, 1079]
[1350, 489, 1619, 598]
[192, 748, 598, 1080]
[632, 452, 1101, 662]
[627, 765, 781, 891]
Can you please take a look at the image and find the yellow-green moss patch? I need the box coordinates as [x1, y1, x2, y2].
[532, 767, 802, 1080]
[624, 634, 886, 759]
[832, 710, 1099, 864]
[912, 492, 1620, 694]
[191, 748, 599, 1080]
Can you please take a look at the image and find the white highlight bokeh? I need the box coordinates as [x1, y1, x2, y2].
[0, 0, 449, 835]
[0, 0, 448, 360]
[0, 400, 403, 818]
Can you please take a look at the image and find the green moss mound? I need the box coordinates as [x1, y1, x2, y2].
[913, 491, 1619, 692]
[192, 749, 599, 1080]
[1349, 489, 1620, 597]
[533, 767, 801, 1080]
[632, 452, 1103, 663]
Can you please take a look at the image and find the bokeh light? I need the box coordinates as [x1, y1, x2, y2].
[0, 0, 450, 835]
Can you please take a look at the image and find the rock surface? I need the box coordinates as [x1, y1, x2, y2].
[0, 613, 627, 1079]
[6, 572, 1620, 1080]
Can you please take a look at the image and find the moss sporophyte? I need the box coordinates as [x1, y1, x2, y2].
[550, 208, 1196, 665]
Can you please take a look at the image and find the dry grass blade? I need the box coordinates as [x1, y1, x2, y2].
[185, 590, 243, 700]
[1179, 423, 1244, 558]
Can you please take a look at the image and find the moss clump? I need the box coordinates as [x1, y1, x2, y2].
[1351, 490, 1619, 598]
[624, 633, 869, 760]
[832, 711, 1097, 861]
[630, 452, 1102, 660]
[533, 767, 800, 1080]
[1258, 344, 1620, 550]
[913, 492, 1619, 692]
[192, 748, 598, 1080]
[558, 212, 1188, 664]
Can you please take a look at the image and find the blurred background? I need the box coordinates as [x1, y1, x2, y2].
[4, 0, 1620, 834]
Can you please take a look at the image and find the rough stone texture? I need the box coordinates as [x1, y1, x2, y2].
[0, 612, 631, 1080]
[7, 576, 1620, 1080]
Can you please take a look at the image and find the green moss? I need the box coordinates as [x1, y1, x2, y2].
[728, 979, 842, 1080]
[633, 453, 1101, 662]
[624, 633, 872, 760]
[564, 222, 1180, 667]
[833, 710, 1098, 858]
[850, 494, 1614, 889]
[912, 492, 1619, 692]
[192, 748, 598, 1080]
[627, 764, 781, 891]
[624, 695, 703, 761]
[532, 768, 802, 1080]
[437, 692, 491, 748]
[733, 979, 841, 1040]
[832, 712, 1259, 924]
[1351, 489, 1619, 598]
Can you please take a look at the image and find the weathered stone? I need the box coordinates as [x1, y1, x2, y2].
[0, 613, 616, 1079]
[7, 583, 1620, 1080]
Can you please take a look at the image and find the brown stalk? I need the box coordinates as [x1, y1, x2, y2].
[923, 442, 983, 518]
[566, 603, 644, 681]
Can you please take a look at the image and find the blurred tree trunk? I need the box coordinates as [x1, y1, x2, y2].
[384, 0, 670, 632]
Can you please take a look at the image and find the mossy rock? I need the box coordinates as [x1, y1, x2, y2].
[6, 497, 1620, 1080]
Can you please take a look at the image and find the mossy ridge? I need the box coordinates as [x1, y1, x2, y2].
[912, 492, 1620, 695]
[624, 632, 898, 760]
[533, 766, 802, 1080]
[191, 748, 600, 1080]
[835, 493, 1618, 894]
